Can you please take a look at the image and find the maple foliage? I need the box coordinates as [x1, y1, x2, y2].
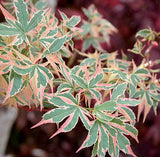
[0, 1, 160, 157]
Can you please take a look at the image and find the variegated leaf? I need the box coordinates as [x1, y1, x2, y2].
[27, 10, 44, 32]
[3, 70, 22, 103]
[0, 24, 20, 36]
[49, 36, 67, 54]
[32, 93, 91, 135]
[111, 83, 127, 100]
[66, 16, 81, 29]
[117, 98, 140, 106]
[95, 100, 117, 112]
[71, 74, 88, 89]
[14, 0, 29, 31]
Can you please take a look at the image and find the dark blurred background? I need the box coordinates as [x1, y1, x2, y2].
[0, 0, 160, 157]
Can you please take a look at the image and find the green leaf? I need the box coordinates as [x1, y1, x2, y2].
[49, 36, 66, 53]
[47, 27, 58, 37]
[27, 10, 44, 32]
[38, 65, 53, 80]
[80, 58, 96, 66]
[117, 98, 140, 106]
[83, 121, 99, 147]
[0, 24, 20, 36]
[145, 91, 153, 106]
[134, 68, 149, 74]
[95, 100, 117, 112]
[13, 66, 33, 75]
[14, 0, 29, 31]
[129, 83, 136, 98]
[103, 123, 117, 137]
[149, 92, 160, 101]
[117, 132, 130, 153]
[57, 83, 73, 93]
[110, 118, 124, 126]
[63, 109, 80, 132]
[136, 29, 152, 38]
[48, 96, 71, 107]
[121, 107, 136, 122]
[43, 106, 76, 123]
[108, 135, 119, 157]
[59, 11, 68, 20]
[71, 74, 88, 89]
[37, 68, 47, 88]
[60, 65, 72, 84]
[111, 83, 127, 100]
[89, 73, 103, 88]
[66, 16, 81, 29]
[118, 71, 128, 81]
[133, 89, 144, 99]
[60, 93, 78, 105]
[97, 125, 109, 156]
[125, 123, 138, 138]
[92, 140, 98, 157]
[79, 111, 91, 130]
[35, 1, 47, 10]
[82, 38, 92, 51]
[10, 71, 23, 96]
[96, 82, 118, 90]
[94, 110, 112, 122]
[90, 89, 102, 101]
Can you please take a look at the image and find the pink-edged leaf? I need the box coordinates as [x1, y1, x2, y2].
[60, 64, 72, 84]
[77, 120, 99, 153]
[31, 119, 53, 129]
[126, 145, 137, 157]
[108, 122, 138, 142]
[111, 82, 127, 101]
[83, 65, 90, 82]
[108, 135, 119, 157]
[0, 4, 16, 22]
[117, 98, 140, 107]
[118, 107, 136, 123]
[0, 64, 12, 75]
[47, 54, 63, 77]
[89, 62, 103, 87]
[3, 70, 22, 103]
[38, 86, 45, 110]
[23, 81, 33, 108]
[2, 78, 14, 104]
[96, 82, 118, 90]
[58, 10, 68, 21]
[50, 110, 79, 138]
[89, 89, 101, 103]
[79, 110, 91, 130]
[0, 24, 20, 36]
